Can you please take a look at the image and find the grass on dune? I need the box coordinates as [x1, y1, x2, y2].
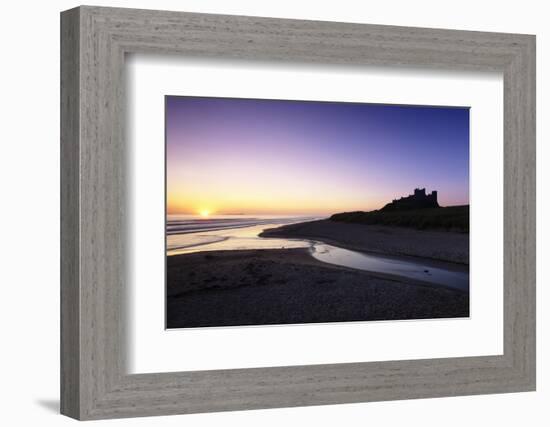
[330, 205, 469, 233]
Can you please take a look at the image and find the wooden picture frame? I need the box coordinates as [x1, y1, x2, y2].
[60, 5, 536, 420]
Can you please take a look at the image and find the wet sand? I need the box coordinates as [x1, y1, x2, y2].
[260, 219, 469, 265]
[167, 248, 469, 329]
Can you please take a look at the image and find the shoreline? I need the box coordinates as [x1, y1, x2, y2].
[167, 248, 469, 329]
[260, 219, 469, 265]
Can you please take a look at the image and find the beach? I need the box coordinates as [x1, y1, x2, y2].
[167, 233, 469, 328]
[260, 219, 469, 265]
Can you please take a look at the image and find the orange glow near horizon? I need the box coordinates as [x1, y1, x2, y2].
[165, 156, 394, 216]
[166, 188, 388, 216]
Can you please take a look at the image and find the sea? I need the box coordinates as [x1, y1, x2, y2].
[166, 214, 320, 255]
[166, 214, 469, 291]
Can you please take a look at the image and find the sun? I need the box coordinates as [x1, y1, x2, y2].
[199, 209, 210, 218]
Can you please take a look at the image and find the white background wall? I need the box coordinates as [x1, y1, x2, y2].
[0, 0, 546, 425]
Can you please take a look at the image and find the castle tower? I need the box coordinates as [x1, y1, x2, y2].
[414, 188, 426, 197]
[431, 190, 438, 204]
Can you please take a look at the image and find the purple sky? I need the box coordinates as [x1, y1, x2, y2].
[166, 96, 469, 215]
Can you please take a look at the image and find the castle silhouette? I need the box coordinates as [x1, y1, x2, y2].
[381, 188, 439, 211]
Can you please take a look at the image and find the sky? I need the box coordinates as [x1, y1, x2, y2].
[166, 96, 469, 216]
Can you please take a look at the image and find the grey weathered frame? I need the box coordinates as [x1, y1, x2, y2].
[60, 5, 536, 420]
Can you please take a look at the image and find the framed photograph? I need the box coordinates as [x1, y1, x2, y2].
[61, 6, 536, 420]
[164, 96, 470, 329]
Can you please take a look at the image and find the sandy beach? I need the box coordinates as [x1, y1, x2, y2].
[260, 219, 469, 265]
[167, 247, 469, 328]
